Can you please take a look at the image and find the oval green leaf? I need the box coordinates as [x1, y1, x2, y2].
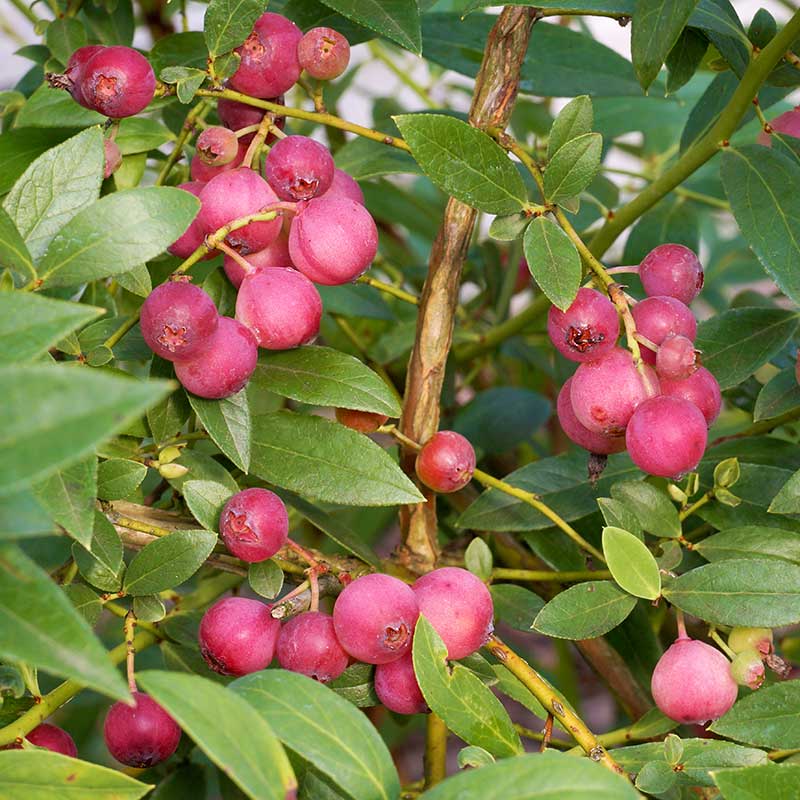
[188, 390, 251, 472]
[695, 526, 800, 565]
[543, 132, 603, 203]
[602, 526, 662, 600]
[523, 215, 582, 311]
[182, 480, 233, 532]
[96, 458, 147, 501]
[318, 0, 420, 54]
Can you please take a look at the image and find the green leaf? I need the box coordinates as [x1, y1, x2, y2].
[3, 127, 104, 261]
[319, 0, 420, 53]
[182, 480, 232, 531]
[490, 584, 545, 632]
[393, 114, 528, 215]
[188, 390, 251, 472]
[45, 17, 87, 64]
[457, 745, 495, 770]
[532, 581, 637, 639]
[97, 458, 147, 501]
[0, 129, 73, 195]
[547, 95, 593, 161]
[695, 308, 799, 391]
[721, 146, 800, 307]
[412, 616, 522, 758]
[334, 136, 421, 180]
[522, 215, 582, 311]
[621, 194, 700, 265]
[663, 558, 800, 627]
[769, 468, 800, 514]
[160, 66, 207, 104]
[0, 750, 152, 799]
[233, 669, 401, 800]
[147, 358, 191, 445]
[204, 0, 263, 57]
[0, 207, 36, 283]
[133, 594, 166, 623]
[544, 133, 603, 203]
[754, 368, 800, 422]
[253, 346, 400, 417]
[115, 117, 175, 155]
[695, 526, 800, 565]
[73, 511, 124, 592]
[328, 662, 379, 708]
[14, 86, 105, 130]
[65, 583, 103, 626]
[0, 544, 129, 700]
[464, 538, 492, 581]
[634, 760, 678, 795]
[665, 27, 708, 94]
[248, 559, 284, 599]
[632, 0, 700, 91]
[710, 681, 800, 749]
[123, 529, 217, 595]
[31, 456, 96, 549]
[0, 365, 171, 495]
[417, 751, 638, 800]
[0, 490, 55, 540]
[138, 670, 296, 800]
[250, 411, 424, 507]
[714, 763, 800, 799]
[0, 294, 103, 365]
[38, 187, 200, 287]
[488, 213, 529, 242]
[597, 497, 642, 538]
[602, 526, 661, 600]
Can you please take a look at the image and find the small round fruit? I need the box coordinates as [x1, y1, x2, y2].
[626, 396, 707, 478]
[297, 27, 351, 80]
[190, 140, 247, 182]
[374, 652, 427, 715]
[217, 94, 286, 145]
[196, 126, 240, 167]
[570, 347, 660, 437]
[728, 627, 773, 657]
[631, 296, 697, 365]
[103, 139, 122, 179]
[230, 12, 303, 98]
[323, 168, 364, 205]
[650, 637, 738, 724]
[758, 106, 800, 146]
[556, 378, 626, 455]
[174, 316, 258, 399]
[64, 45, 105, 108]
[289, 195, 378, 285]
[235, 267, 322, 350]
[168, 183, 208, 259]
[412, 567, 493, 660]
[660, 366, 722, 426]
[546, 288, 620, 363]
[80, 46, 156, 118]
[223, 233, 292, 288]
[265, 135, 335, 201]
[639, 244, 704, 306]
[220, 487, 289, 563]
[415, 431, 476, 493]
[103, 692, 181, 768]
[199, 596, 281, 676]
[140, 281, 219, 362]
[729, 648, 765, 690]
[199, 168, 283, 254]
[335, 408, 389, 433]
[26, 724, 78, 757]
[332, 573, 419, 664]
[656, 333, 698, 380]
[276, 611, 349, 683]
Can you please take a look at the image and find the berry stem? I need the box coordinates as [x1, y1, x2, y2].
[515, 724, 572, 749]
[155, 99, 211, 186]
[215, 240, 256, 274]
[242, 110, 276, 169]
[678, 490, 714, 521]
[675, 609, 688, 640]
[357, 274, 419, 305]
[423, 713, 448, 788]
[708, 628, 737, 659]
[605, 265, 639, 275]
[124, 611, 138, 693]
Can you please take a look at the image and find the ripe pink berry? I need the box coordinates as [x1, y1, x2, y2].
[276, 611, 349, 683]
[631, 296, 696, 365]
[570, 347, 660, 437]
[639, 244, 704, 306]
[660, 366, 722, 426]
[103, 692, 181, 768]
[217, 94, 286, 145]
[168, 183, 209, 259]
[335, 408, 389, 433]
[415, 431, 476, 493]
[297, 27, 351, 81]
[626, 395, 707, 478]
[103, 139, 122, 179]
[174, 316, 258, 399]
[265, 135, 335, 201]
[199, 596, 281, 676]
[198, 168, 282, 255]
[758, 106, 800, 146]
[656, 333, 698, 380]
[235, 267, 322, 350]
[547, 288, 620, 363]
[556, 378, 626, 455]
[323, 168, 364, 205]
[729, 648, 765, 690]
[728, 627, 773, 657]
[413, 567, 493, 660]
[374, 652, 427, 715]
[196, 126, 240, 167]
[230, 13, 303, 98]
[79, 46, 156, 118]
[220, 487, 289, 562]
[289, 195, 378, 285]
[25, 724, 78, 757]
[332, 574, 419, 664]
[651, 637, 738, 724]
[140, 280, 219, 362]
[190, 140, 247, 182]
[64, 45, 105, 108]
[223, 232, 292, 288]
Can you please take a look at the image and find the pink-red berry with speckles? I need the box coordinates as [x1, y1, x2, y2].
[219, 487, 288, 563]
[297, 27, 350, 80]
[639, 244, 704, 306]
[547, 288, 620, 363]
[265, 135, 334, 201]
[374, 652, 427, 715]
[79, 46, 155, 118]
[415, 431, 476, 494]
[276, 611, 349, 683]
[557, 378, 626, 455]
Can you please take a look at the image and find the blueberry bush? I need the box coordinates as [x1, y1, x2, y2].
[1, 1, 800, 798]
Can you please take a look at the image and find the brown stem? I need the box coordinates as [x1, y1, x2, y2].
[398, 7, 537, 572]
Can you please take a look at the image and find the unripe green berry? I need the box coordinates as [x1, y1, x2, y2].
[159, 462, 189, 480]
[729, 648, 765, 690]
[728, 627, 773, 656]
